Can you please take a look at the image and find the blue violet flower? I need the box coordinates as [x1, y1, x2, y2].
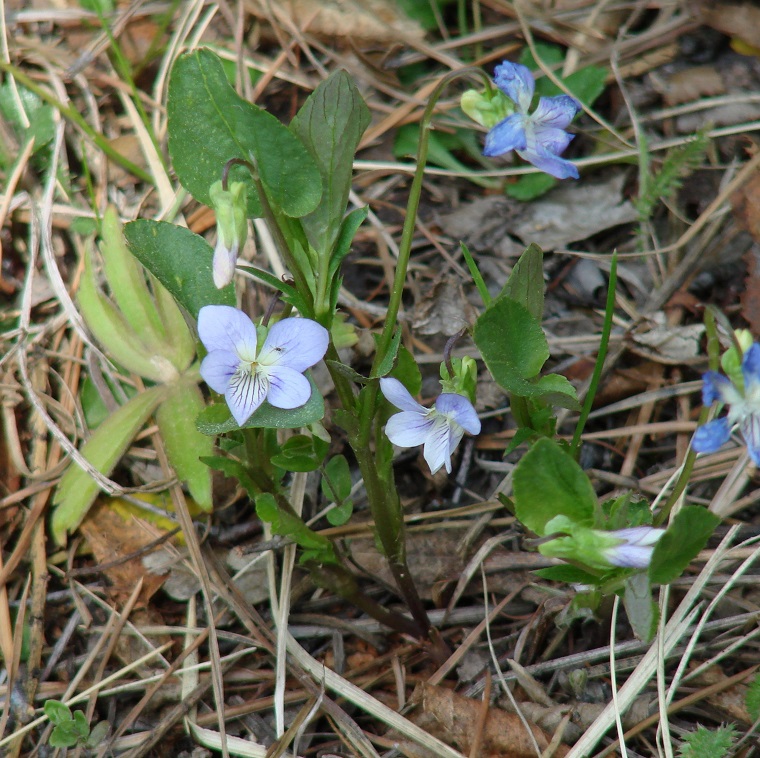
[692, 342, 760, 465]
[380, 377, 481, 474]
[602, 527, 665, 569]
[198, 305, 328, 426]
[483, 61, 581, 180]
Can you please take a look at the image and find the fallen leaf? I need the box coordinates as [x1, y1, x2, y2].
[245, 0, 424, 44]
[79, 502, 169, 606]
[402, 683, 569, 757]
[439, 174, 637, 253]
[629, 312, 705, 363]
[412, 274, 478, 337]
[697, 1, 760, 50]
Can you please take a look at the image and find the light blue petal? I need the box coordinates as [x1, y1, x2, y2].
[701, 371, 732, 406]
[212, 238, 238, 289]
[226, 369, 268, 426]
[604, 544, 654, 569]
[435, 393, 481, 435]
[483, 114, 528, 157]
[422, 416, 453, 474]
[742, 343, 760, 388]
[380, 377, 427, 414]
[200, 350, 239, 394]
[517, 145, 579, 179]
[265, 365, 312, 409]
[198, 305, 258, 361]
[740, 412, 760, 465]
[608, 526, 664, 547]
[531, 125, 574, 155]
[531, 95, 580, 129]
[692, 417, 732, 454]
[493, 61, 534, 112]
[258, 318, 328, 372]
[385, 411, 435, 447]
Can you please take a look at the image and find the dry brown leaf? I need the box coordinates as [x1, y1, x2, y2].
[244, 0, 424, 44]
[403, 683, 569, 757]
[656, 65, 725, 107]
[741, 247, 760, 336]
[732, 167, 760, 243]
[79, 502, 168, 606]
[697, 1, 760, 50]
[412, 275, 478, 337]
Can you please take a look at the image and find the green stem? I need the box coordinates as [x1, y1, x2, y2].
[0, 60, 153, 184]
[460, 242, 491, 307]
[571, 252, 618, 456]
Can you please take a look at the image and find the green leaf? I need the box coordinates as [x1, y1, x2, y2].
[533, 565, 601, 584]
[291, 70, 370, 255]
[649, 506, 720, 585]
[531, 373, 580, 410]
[49, 722, 81, 748]
[328, 206, 368, 282]
[389, 344, 422, 396]
[78, 247, 174, 382]
[270, 434, 326, 472]
[505, 173, 557, 201]
[372, 328, 402, 378]
[255, 493, 336, 560]
[98, 206, 165, 345]
[200, 455, 257, 499]
[85, 720, 110, 748]
[679, 725, 737, 758]
[745, 673, 760, 720]
[0, 82, 55, 165]
[168, 49, 322, 218]
[322, 455, 352, 502]
[52, 386, 168, 543]
[156, 381, 214, 511]
[512, 437, 596, 535]
[624, 572, 658, 642]
[72, 710, 90, 738]
[500, 243, 544, 321]
[44, 701, 72, 726]
[473, 295, 548, 390]
[196, 375, 325, 433]
[124, 219, 234, 318]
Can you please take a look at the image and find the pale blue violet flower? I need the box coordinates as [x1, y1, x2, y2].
[380, 377, 481, 474]
[199, 306, 328, 426]
[540, 516, 664, 570]
[483, 61, 581, 180]
[602, 527, 665, 569]
[692, 343, 760, 465]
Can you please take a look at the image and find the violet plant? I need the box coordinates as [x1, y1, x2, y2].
[53, 49, 724, 644]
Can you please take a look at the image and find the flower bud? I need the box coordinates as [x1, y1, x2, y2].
[209, 180, 248, 289]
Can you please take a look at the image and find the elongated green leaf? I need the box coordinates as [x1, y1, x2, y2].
[196, 375, 325, 433]
[124, 219, 234, 318]
[649, 506, 720, 585]
[52, 385, 168, 543]
[78, 248, 176, 382]
[168, 48, 322, 218]
[473, 295, 548, 389]
[99, 206, 165, 344]
[150, 274, 196, 372]
[512, 437, 596, 535]
[500, 243, 544, 321]
[291, 70, 370, 254]
[156, 381, 213, 511]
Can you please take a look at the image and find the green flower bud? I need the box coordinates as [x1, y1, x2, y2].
[209, 180, 248, 289]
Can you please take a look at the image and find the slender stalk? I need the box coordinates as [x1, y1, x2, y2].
[571, 252, 618, 456]
[344, 67, 490, 639]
